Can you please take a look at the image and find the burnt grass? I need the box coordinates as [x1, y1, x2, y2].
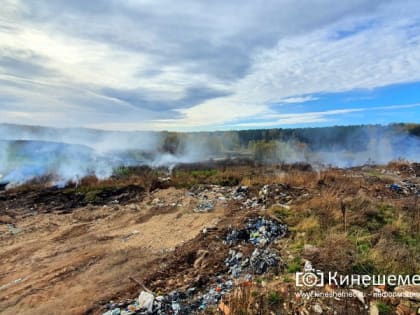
[0, 184, 145, 216]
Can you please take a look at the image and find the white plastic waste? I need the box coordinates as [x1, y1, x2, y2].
[138, 291, 154, 313]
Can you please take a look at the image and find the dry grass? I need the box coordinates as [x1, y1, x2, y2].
[218, 283, 284, 315]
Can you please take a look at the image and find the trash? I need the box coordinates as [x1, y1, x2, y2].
[103, 308, 121, 315]
[225, 217, 287, 246]
[313, 303, 323, 314]
[194, 200, 215, 212]
[304, 260, 313, 272]
[388, 181, 419, 195]
[350, 289, 365, 305]
[0, 181, 8, 191]
[7, 224, 22, 235]
[249, 248, 280, 274]
[104, 216, 287, 314]
[224, 218, 284, 277]
[138, 291, 154, 313]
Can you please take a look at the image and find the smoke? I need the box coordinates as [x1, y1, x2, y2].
[0, 140, 116, 187]
[0, 123, 419, 188]
[271, 126, 420, 167]
[0, 125, 211, 187]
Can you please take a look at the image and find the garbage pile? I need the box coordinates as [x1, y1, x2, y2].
[190, 184, 252, 212]
[224, 217, 286, 279]
[102, 217, 287, 315]
[388, 180, 420, 196]
[189, 184, 309, 213]
[225, 216, 287, 246]
[225, 247, 280, 277]
[193, 195, 215, 213]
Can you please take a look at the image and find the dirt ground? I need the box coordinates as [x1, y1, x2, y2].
[0, 188, 226, 315]
[1, 162, 419, 315]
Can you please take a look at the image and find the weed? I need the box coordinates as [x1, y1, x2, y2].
[267, 291, 282, 305]
[376, 301, 392, 314]
[287, 256, 302, 273]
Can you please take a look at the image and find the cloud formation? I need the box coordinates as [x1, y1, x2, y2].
[0, 0, 419, 130]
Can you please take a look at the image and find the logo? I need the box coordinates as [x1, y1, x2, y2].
[296, 269, 324, 287]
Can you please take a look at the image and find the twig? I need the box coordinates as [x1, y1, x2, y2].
[128, 276, 154, 295]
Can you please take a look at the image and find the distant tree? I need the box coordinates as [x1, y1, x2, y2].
[252, 140, 278, 162]
[161, 132, 182, 154]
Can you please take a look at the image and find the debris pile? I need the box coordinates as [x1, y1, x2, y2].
[193, 196, 215, 213]
[189, 183, 309, 212]
[388, 180, 420, 196]
[102, 216, 287, 315]
[225, 216, 287, 246]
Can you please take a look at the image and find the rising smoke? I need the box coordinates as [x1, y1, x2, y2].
[0, 123, 419, 188]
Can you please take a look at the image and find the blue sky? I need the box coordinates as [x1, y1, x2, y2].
[0, 0, 420, 131]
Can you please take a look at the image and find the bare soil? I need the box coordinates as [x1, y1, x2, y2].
[0, 187, 227, 315]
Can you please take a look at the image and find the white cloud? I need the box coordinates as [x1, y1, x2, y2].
[232, 103, 420, 128]
[279, 96, 319, 104]
[170, 6, 420, 129]
[0, 0, 419, 130]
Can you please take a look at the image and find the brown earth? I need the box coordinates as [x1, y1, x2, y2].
[1, 162, 419, 315]
[0, 187, 227, 315]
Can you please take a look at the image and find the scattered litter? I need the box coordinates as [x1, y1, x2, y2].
[388, 181, 419, 196]
[138, 291, 154, 313]
[225, 217, 287, 246]
[194, 200, 215, 213]
[102, 216, 287, 314]
[7, 224, 22, 235]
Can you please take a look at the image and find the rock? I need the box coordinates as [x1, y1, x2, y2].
[313, 303, 323, 313]
[138, 291, 154, 313]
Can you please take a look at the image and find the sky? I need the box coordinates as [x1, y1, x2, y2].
[1, 0, 420, 131]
